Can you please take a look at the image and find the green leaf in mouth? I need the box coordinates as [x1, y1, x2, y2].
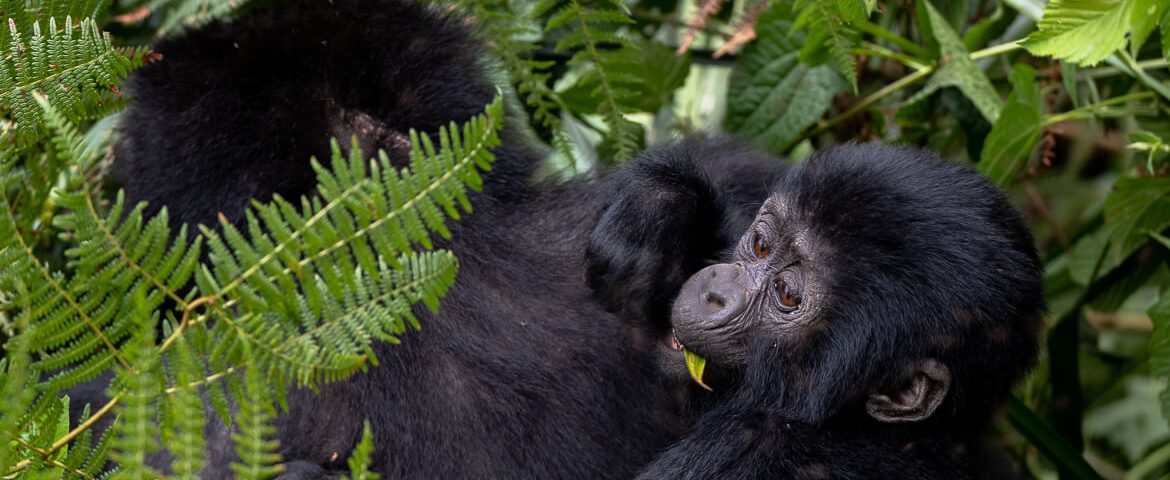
[683, 348, 712, 391]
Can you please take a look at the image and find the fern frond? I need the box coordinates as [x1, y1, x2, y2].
[0, 0, 109, 50]
[345, 421, 379, 480]
[0, 312, 37, 475]
[145, 0, 245, 36]
[186, 96, 503, 387]
[230, 345, 282, 480]
[0, 17, 145, 140]
[108, 292, 162, 480]
[792, 0, 872, 91]
[542, 0, 639, 161]
[463, 0, 577, 169]
[0, 99, 200, 392]
[163, 334, 208, 479]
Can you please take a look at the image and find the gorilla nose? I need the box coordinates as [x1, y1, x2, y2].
[689, 263, 747, 324]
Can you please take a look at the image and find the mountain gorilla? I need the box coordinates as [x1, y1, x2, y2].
[106, 0, 1043, 477]
[589, 144, 1045, 478]
[108, 0, 780, 477]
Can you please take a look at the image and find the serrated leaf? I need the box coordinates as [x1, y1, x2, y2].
[906, 0, 1002, 123]
[978, 64, 1042, 186]
[726, 3, 846, 153]
[1103, 177, 1170, 261]
[1023, 0, 1153, 66]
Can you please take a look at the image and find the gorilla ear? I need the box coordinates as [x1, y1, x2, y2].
[865, 359, 950, 423]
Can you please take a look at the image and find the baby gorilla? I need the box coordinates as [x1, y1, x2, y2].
[590, 144, 1044, 479]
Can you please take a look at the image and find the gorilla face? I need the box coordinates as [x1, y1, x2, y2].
[662, 195, 831, 392]
[669, 196, 827, 369]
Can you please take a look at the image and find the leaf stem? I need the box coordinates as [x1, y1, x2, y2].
[1117, 50, 1170, 102]
[855, 42, 929, 70]
[853, 21, 930, 58]
[1045, 92, 1157, 124]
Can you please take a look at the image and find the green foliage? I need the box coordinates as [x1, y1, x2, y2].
[109, 300, 162, 480]
[146, 0, 245, 35]
[791, 0, 872, 91]
[4, 0, 1170, 478]
[2, 9, 504, 469]
[345, 421, 379, 480]
[905, 0, 1001, 123]
[725, 1, 845, 153]
[979, 64, 1043, 186]
[230, 345, 281, 480]
[1, 17, 145, 142]
[1151, 290, 1170, 423]
[1024, 0, 1160, 66]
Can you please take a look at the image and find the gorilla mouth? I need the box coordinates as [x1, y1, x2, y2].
[665, 331, 684, 351]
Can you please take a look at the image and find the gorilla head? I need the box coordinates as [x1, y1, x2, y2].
[666, 144, 1044, 428]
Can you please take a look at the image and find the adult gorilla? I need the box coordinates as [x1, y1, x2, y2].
[110, 0, 782, 477]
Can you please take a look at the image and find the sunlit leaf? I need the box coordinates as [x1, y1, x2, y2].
[1024, 0, 1157, 66]
[683, 348, 711, 392]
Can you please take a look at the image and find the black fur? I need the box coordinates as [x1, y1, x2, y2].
[590, 145, 1045, 479]
[108, 0, 788, 477]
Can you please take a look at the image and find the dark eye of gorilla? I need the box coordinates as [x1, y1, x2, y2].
[751, 230, 769, 258]
[775, 269, 801, 310]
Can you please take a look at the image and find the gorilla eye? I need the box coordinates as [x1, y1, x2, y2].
[751, 231, 770, 258]
[776, 270, 802, 311]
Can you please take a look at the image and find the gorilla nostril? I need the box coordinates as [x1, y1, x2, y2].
[704, 291, 726, 310]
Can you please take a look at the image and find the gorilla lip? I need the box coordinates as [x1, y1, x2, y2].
[666, 331, 684, 351]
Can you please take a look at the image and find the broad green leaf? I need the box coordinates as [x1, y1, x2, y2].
[978, 65, 1042, 186]
[1149, 288, 1170, 425]
[905, 0, 1002, 123]
[726, 3, 846, 154]
[1103, 177, 1170, 261]
[1024, 0, 1156, 66]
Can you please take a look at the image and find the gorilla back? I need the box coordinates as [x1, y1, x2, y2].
[114, 1, 697, 477]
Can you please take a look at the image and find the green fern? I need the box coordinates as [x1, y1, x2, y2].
[163, 334, 208, 480]
[535, 0, 640, 161]
[463, 0, 577, 169]
[792, 0, 873, 91]
[0, 17, 146, 140]
[0, 0, 110, 49]
[230, 345, 282, 480]
[193, 96, 501, 386]
[0, 313, 36, 474]
[108, 293, 163, 480]
[345, 421, 379, 480]
[145, 0, 246, 36]
[2, 92, 503, 477]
